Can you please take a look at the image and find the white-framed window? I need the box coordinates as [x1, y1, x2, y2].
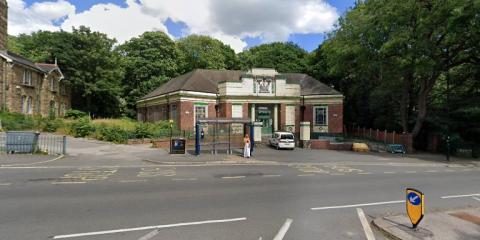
[22, 70, 32, 86]
[170, 104, 177, 122]
[194, 104, 208, 125]
[232, 104, 243, 118]
[50, 78, 57, 91]
[21, 96, 32, 114]
[313, 106, 328, 126]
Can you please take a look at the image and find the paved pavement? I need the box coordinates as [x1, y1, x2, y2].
[0, 138, 479, 240]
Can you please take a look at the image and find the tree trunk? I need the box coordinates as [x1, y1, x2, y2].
[400, 69, 413, 133]
[411, 87, 427, 138]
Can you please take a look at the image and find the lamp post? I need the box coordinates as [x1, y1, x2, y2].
[446, 71, 451, 161]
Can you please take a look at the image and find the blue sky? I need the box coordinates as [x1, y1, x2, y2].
[13, 0, 357, 52]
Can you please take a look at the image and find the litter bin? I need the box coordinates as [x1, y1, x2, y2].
[170, 138, 186, 154]
[6, 131, 40, 154]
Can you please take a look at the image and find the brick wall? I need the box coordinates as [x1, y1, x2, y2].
[328, 104, 343, 133]
[243, 103, 249, 120]
[179, 101, 194, 131]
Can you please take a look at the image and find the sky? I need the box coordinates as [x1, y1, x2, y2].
[7, 0, 356, 52]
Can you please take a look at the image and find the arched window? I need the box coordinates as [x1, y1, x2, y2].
[21, 96, 33, 114]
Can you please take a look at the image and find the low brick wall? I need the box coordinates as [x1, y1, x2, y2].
[151, 139, 196, 149]
[127, 138, 152, 145]
[329, 142, 353, 151]
[309, 140, 330, 150]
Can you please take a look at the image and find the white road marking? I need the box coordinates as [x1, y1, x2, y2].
[405, 171, 417, 173]
[441, 193, 480, 199]
[358, 172, 372, 175]
[273, 218, 293, 240]
[444, 169, 455, 172]
[472, 197, 480, 202]
[0, 155, 64, 167]
[51, 181, 86, 185]
[221, 176, 246, 179]
[298, 174, 315, 177]
[311, 200, 403, 211]
[384, 172, 396, 174]
[118, 180, 147, 183]
[137, 229, 159, 240]
[330, 173, 345, 176]
[52, 217, 247, 239]
[356, 208, 376, 240]
[172, 178, 197, 181]
[0, 183, 12, 186]
[262, 175, 281, 177]
[425, 170, 438, 173]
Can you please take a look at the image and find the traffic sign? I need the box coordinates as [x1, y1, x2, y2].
[406, 188, 424, 229]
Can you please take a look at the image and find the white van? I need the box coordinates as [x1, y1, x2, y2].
[269, 132, 295, 150]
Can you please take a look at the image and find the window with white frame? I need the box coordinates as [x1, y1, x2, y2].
[170, 104, 177, 122]
[232, 104, 243, 118]
[21, 96, 32, 114]
[22, 70, 32, 85]
[313, 106, 328, 126]
[194, 105, 208, 125]
[50, 78, 57, 91]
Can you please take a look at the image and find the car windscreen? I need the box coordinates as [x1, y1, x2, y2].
[280, 134, 294, 140]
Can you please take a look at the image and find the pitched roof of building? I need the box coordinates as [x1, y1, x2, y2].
[0, 50, 62, 76]
[140, 69, 341, 101]
[0, 50, 44, 72]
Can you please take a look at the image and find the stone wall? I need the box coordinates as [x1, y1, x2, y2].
[0, 0, 7, 50]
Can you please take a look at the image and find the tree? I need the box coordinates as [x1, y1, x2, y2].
[11, 27, 125, 117]
[322, 0, 480, 141]
[176, 35, 238, 72]
[117, 31, 181, 117]
[238, 42, 308, 73]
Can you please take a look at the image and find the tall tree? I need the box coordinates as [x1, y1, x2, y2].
[238, 42, 308, 73]
[176, 35, 238, 72]
[117, 31, 181, 117]
[12, 27, 125, 117]
[322, 0, 480, 140]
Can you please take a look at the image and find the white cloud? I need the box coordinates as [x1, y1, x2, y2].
[8, 0, 339, 52]
[61, 0, 169, 43]
[8, 0, 75, 35]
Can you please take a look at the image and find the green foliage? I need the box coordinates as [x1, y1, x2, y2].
[321, 0, 480, 148]
[64, 109, 88, 119]
[95, 125, 132, 144]
[42, 119, 64, 133]
[177, 35, 239, 72]
[13, 27, 124, 117]
[69, 117, 95, 137]
[238, 42, 308, 73]
[117, 32, 181, 117]
[0, 111, 35, 131]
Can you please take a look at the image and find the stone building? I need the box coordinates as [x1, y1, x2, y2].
[137, 68, 344, 139]
[0, 0, 70, 117]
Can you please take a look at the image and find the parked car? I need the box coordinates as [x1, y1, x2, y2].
[269, 132, 295, 150]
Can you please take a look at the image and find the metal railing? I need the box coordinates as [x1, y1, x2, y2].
[0, 132, 66, 155]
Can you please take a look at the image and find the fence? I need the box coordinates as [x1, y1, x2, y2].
[347, 126, 413, 153]
[0, 132, 66, 155]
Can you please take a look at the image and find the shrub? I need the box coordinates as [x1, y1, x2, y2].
[133, 123, 153, 139]
[0, 111, 35, 130]
[96, 125, 132, 144]
[42, 118, 64, 132]
[64, 109, 88, 119]
[69, 117, 95, 137]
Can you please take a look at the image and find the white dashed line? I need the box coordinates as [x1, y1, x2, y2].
[441, 193, 480, 199]
[119, 180, 147, 183]
[51, 181, 86, 185]
[405, 171, 417, 173]
[263, 175, 281, 177]
[311, 200, 403, 211]
[52, 217, 247, 239]
[221, 176, 246, 179]
[358, 172, 372, 175]
[298, 174, 315, 177]
[472, 197, 480, 202]
[425, 170, 438, 173]
[172, 178, 198, 181]
[384, 172, 396, 174]
[0, 183, 12, 186]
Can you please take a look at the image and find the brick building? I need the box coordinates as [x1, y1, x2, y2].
[0, 0, 70, 117]
[137, 68, 344, 139]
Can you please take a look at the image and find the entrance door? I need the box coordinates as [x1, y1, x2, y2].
[256, 106, 273, 136]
